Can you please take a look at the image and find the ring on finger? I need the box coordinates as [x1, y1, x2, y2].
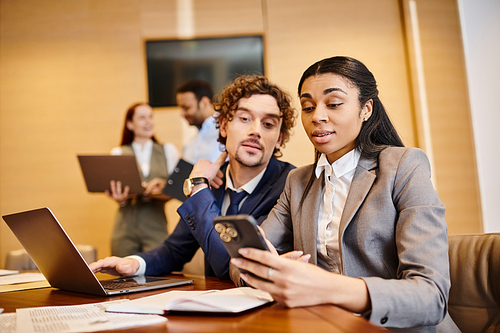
[267, 267, 276, 280]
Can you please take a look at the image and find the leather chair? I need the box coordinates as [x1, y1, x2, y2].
[4, 249, 38, 270]
[448, 233, 500, 333]
[5, 245, 97, 270]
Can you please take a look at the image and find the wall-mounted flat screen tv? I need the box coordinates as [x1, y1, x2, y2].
[146, 35, 264, 107]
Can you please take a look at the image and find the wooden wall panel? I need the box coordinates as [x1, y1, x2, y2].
[193, 0, 264, 36]
[265, 0, 416, 166]
[0, 0, 146, 267]
[411, 0, 481, 233]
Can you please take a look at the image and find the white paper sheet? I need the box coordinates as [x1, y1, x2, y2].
[0, 313, 16, 333]
[16, 300, 167, 333]
[106, 287, 274, 314]
[0, 269, 19, 276]
[0, 273, 46, 285]
[107, 291, 208, 314]
[169, 288, 273, 312]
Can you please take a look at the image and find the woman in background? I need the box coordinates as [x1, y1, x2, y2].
[107, 102, 178, 257]
[231, 56, 460, 332]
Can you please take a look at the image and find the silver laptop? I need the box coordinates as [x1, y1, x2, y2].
[77, 155, 145, 194]
[2, 207, 193, 296]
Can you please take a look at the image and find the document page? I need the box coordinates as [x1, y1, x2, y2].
[0, 313, 16, 333]
[0, 269, 19, 276]
[16, 300, 167, 333]
[0, 273, 46, 285]
[169, 288, 273, 313]
[106, 287, 274, 314]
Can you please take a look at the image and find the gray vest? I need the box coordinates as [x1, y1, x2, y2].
[121, 142, 168, 184]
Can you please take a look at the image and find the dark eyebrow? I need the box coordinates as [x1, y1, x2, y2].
[265, 113, 282, 120]
[299, 87, 347, 99]
[324, 87, 347, 95]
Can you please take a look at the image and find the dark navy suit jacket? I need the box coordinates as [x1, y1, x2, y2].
[138, 157, 295, 280]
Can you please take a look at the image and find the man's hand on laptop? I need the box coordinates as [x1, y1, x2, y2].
[89, 257, 139, 276]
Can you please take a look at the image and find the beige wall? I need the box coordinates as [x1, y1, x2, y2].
[413, 0, 481, 233]
[0, 0, 480, 267]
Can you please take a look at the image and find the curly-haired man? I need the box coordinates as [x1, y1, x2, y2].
[90, 75, 297, 280]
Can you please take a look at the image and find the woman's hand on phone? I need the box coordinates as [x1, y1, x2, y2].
[280, 251, 311, 263]
[257, 226, 279, 256]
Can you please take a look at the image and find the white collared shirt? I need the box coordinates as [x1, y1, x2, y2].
[182, 116, 223, 164]
[111, 139, 179, 177]
[315, 149, 361, 274]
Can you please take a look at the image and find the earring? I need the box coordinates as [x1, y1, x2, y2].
[363, 117, 368, 122]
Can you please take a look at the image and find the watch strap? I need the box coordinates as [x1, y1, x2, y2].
[191, 177, 209, 186]
[184, 177, 210, 198]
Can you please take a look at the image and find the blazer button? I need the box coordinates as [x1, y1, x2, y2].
[184, 214, 195, 229]
[380, 316, 388, 325]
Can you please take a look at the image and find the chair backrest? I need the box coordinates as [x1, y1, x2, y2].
[5, 245, 97, 270]
[4, 249, 38, 270]
[448, 233, 500, 333]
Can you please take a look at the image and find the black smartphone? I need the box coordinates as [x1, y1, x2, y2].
[213, 214, 269, 259]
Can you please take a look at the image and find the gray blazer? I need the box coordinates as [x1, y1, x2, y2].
[252, 147, 459, 332]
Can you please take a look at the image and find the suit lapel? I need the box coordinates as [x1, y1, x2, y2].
[212, 163, 228, 210]
[339, 155, 377, 234]
[299, 173, 324, 264]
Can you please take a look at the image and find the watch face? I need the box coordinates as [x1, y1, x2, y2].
[183, 178, 192, 197]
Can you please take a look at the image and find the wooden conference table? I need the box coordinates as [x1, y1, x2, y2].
[0, 274, 388, 333]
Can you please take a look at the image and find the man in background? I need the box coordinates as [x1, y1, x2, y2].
[176, 79, 222, 164]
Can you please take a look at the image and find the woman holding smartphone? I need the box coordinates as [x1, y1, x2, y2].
[230, 56, 459, 332]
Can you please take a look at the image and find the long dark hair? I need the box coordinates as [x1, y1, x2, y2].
[120, 103, 159, 145]
[298, 56, 404, 206]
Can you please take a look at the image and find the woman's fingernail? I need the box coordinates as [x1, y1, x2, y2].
[240, 273, 248, 281]
[238, 248, 249, 255]
[231, 258, 242, 266]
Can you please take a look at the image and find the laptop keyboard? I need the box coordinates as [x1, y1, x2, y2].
[101, 280, 143, 290]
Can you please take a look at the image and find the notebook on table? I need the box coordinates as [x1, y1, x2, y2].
[2, 207, 193, 296]
[77, 155, 145, 194]
[106, 287, 274, 314]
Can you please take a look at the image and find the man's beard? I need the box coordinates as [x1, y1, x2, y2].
[234, 143, 265, 168]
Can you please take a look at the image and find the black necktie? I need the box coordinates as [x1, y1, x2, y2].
[226, 190, 248, 216]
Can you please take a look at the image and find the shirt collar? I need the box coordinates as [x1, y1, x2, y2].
[199, 115, 217, 133]
[315, 149, 361, 179]
[132, 139, 153, 152]
[225, 165, 266, 195]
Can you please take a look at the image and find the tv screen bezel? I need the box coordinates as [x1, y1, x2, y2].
[145, 35, 265, 107]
